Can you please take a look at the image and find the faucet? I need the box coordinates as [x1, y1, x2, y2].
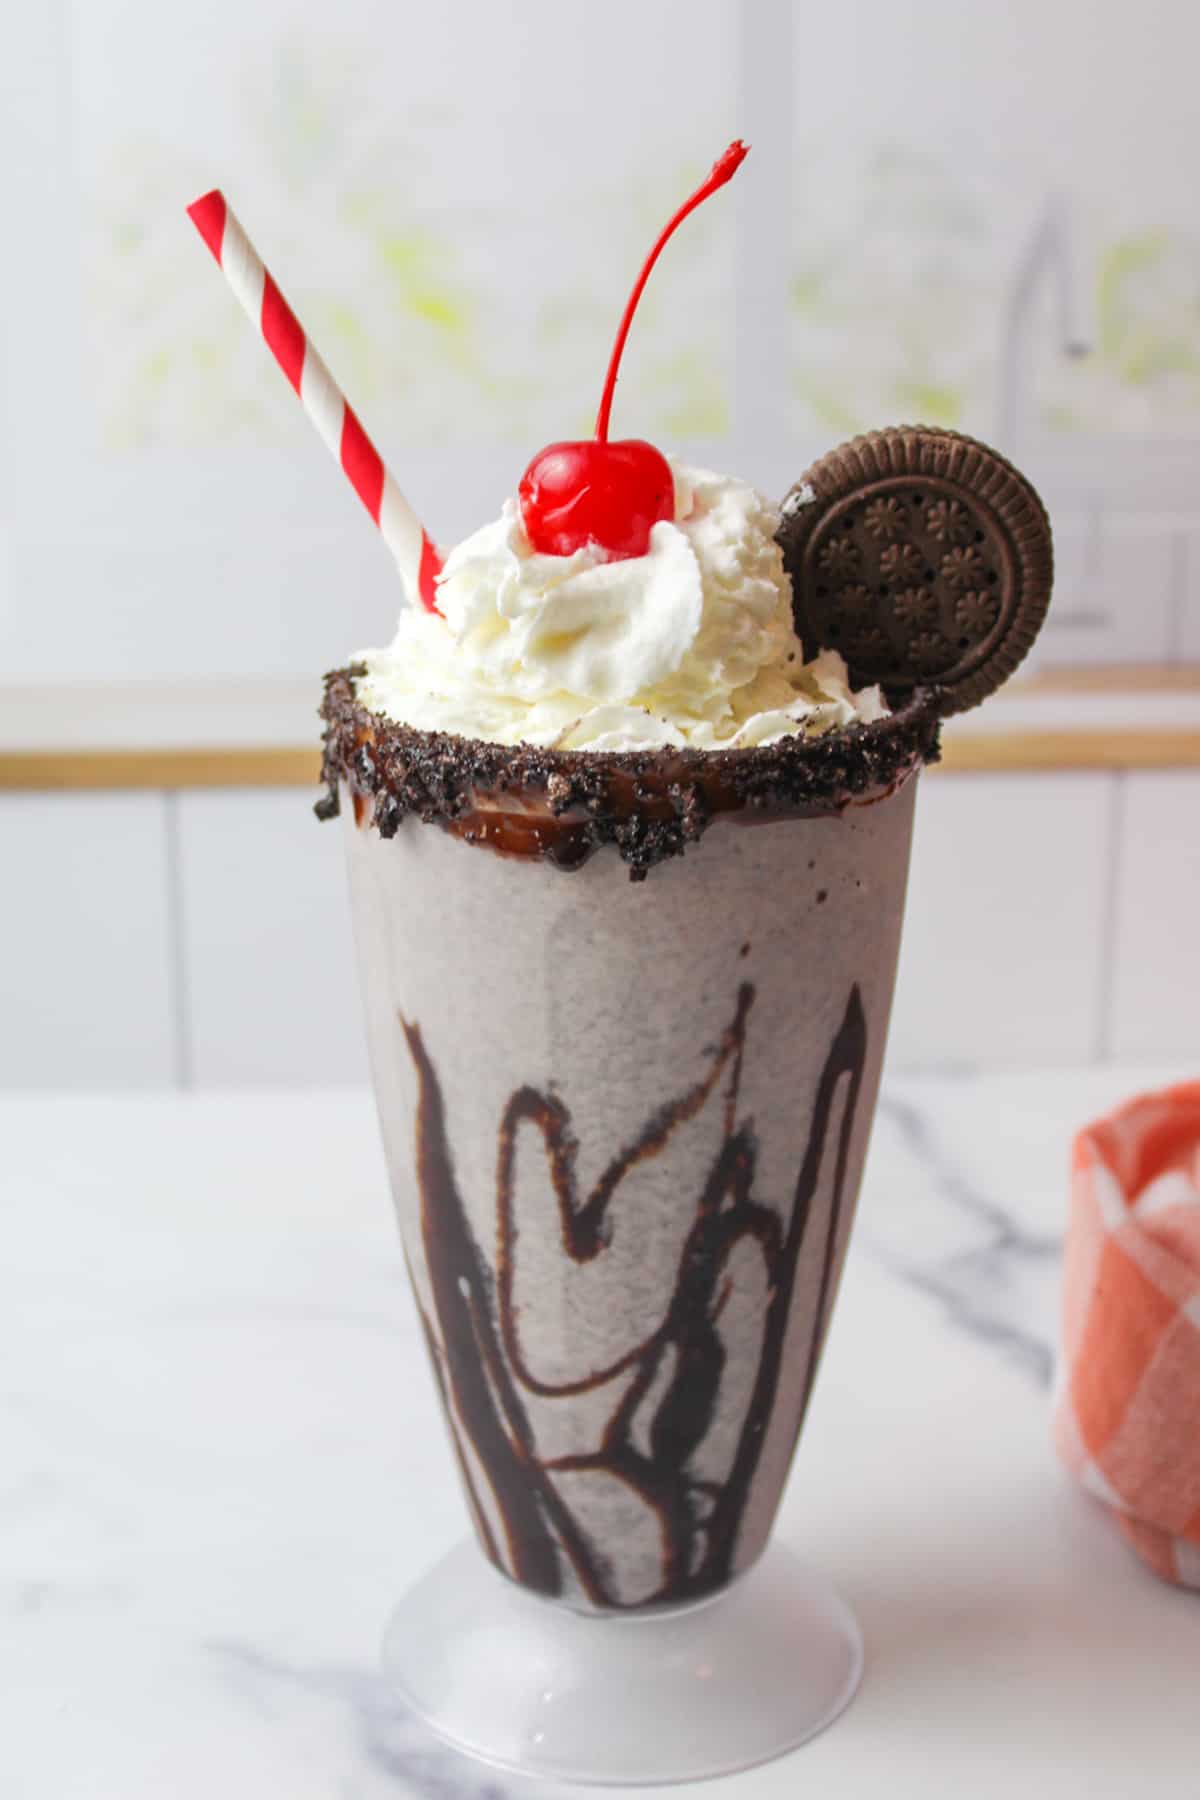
[997, 195, 1094, 446]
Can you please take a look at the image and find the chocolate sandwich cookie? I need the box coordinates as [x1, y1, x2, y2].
[777, 426, 1054, 716]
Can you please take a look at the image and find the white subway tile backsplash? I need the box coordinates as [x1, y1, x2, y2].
[0, 793, 174, 1087]
[1023, 508, 1095, 670]
[1109, 772, 1200, 1061]
[1023, 503, 1187, 671]
[1057, 519, 1174, 667]
[888, 772, 1113, 1070]
[175, 789, 367, 1087]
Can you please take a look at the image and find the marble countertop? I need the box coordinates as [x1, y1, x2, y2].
[4, 1068, 1197, 1798]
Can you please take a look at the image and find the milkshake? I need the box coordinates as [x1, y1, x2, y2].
[314, 394, 1052, 1771]
[324, 664, 932, 1611]
[187, 137, 1054, 1778]
[317, 387, 1054, 1616]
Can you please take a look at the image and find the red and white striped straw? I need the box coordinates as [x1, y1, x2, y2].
[187, 188, 441, 612]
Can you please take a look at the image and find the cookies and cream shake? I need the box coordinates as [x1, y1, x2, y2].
[320, 460, 939, 1610]
[314, 146, 1052, 1615]
[190, 134, 1054, 1774]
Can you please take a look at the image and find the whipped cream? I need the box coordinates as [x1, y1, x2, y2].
[354, 460, 888, 751]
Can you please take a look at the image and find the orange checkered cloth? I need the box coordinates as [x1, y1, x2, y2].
[1055, 1081, 1200, 1590]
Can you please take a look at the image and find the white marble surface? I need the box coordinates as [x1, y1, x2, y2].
[3, 1068, 1198, 1797]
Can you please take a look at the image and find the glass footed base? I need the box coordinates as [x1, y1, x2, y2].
[381, 1540, 863, 1786]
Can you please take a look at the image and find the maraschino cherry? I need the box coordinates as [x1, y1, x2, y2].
[519, 140, 749, 561]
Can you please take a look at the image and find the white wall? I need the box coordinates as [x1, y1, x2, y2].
[3, 770, 1196, 1089]
[2, 0, 1200, 689]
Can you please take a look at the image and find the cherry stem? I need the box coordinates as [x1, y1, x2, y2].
[593, 139, 749, 444]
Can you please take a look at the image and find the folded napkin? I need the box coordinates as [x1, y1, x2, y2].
[1055, 1081, 1200, 1590]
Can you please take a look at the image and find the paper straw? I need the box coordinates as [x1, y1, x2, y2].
[187, 189, 441, 611]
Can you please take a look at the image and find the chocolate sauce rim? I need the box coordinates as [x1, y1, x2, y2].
[318, 666, 941, 877]
[320, 664, 941, 795]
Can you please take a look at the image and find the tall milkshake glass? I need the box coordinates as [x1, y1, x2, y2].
[321, 679, 939, 1783]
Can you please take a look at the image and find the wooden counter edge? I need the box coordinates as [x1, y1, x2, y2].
[0, 748, 324, 791]
[2, 731, 1200, 789]
[937, 729, 1200, 772]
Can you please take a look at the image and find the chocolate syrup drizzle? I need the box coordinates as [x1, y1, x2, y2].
[402, 982, 868, 1609]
